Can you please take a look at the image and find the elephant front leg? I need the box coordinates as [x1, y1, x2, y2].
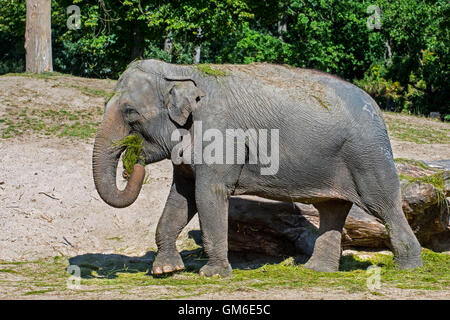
[196, 180, 232, 277]
[152, 172, 196, 275]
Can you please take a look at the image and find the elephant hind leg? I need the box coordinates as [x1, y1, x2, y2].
[382, 204, 422, 269]
[361, 196, 422, 270]
[304, 199, 352, 272]
[350, 171, 422, 269]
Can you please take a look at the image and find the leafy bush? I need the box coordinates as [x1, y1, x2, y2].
[215, 24, 291, 64]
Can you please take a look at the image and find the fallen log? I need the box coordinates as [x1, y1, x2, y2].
[228, 162, 449, 256]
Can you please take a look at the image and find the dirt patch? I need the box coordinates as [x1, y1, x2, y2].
[390, 140, 450, 161]
[0, 136, 193, 261]
[2, 286, 446, 300]
[0, 75, 114, 114]
[187, 287, 448, 300]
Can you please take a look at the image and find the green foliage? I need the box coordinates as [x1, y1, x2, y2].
[285, 0, 385, 79]
[216, 23, 291, 64]
[0, 0, 448, 116]
[373, 0, 450, 115]
[0, 0, 26, 73]
[355, 64, 404, 112]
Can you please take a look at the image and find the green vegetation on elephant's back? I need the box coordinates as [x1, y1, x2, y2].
[195, 64, 227, 77]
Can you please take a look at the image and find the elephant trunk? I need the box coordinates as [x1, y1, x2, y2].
[92, 104, 145, 208]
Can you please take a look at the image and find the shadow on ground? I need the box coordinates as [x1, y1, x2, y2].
[68, 230, 373, 279]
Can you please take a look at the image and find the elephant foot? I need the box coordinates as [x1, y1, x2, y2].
[304, 258, 338, 273]
[394, 254, 423, 270]
[151, 251, 185, 275]
[199, 262, 232, 277]
[303, 229, 343, 272]
[391, 232, 423, 270]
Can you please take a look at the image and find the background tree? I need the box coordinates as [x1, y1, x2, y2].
[25, 0, 53, 73]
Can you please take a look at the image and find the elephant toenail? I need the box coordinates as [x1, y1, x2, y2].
[162, 266, 173, 273]
[152, 267, 162, 274]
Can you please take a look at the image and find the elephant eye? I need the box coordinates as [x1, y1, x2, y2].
[124, 107, 140, 123]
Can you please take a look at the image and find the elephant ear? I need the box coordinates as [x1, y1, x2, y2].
[164, 80, 206, 126]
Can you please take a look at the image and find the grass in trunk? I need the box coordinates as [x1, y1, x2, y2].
[112, 134, 144, 175]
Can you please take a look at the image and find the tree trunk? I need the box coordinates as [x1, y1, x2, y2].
[277, 18, 287, 40]
[193, 28, 202, 64]
[25, 0, 53, 73]
[164, 37, 172, 52]
[228, 197, 391, 257]
[194, 45, 201, 64]
[131, 25, 143, 61]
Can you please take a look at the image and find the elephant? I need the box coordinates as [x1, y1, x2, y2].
[92, 59, 422, 277]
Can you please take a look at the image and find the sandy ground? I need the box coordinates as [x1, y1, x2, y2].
[390, 140, 450, 161]
[0, 75, 449, 300]
[0, 75, 194, 262]
[2, 285, 446, 300]
[0, 136, 183, 261]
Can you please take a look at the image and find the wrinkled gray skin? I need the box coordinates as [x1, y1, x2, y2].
[92, 59, 422, 277]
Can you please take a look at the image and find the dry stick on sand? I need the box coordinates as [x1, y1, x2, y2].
[38, 192, 60, 200]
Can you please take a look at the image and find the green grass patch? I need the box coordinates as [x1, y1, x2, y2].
[0, 269, 16, 273]
[384, 112, 450, 144]
[24, 289, 55, 296]
[0, 107, 102, 139]
[106, 237, 122, 241]
[65, 84, 111, 98]
[196, 64, 227, 77]
[394, 158, 432, 170]
[0, 249, 448, 299]
[1, 71, 71, 80]
[398, 172, 446, 191]
[112, 134, 145, 174]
